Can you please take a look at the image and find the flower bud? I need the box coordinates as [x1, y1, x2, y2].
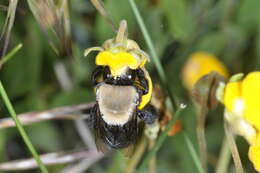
[182, 52, 229, 91]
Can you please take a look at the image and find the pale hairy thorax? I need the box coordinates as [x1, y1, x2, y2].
[96, 84, 139, 126]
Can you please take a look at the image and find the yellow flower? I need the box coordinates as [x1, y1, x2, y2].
[242, 72, 260, 131]
[223, 82, 242, 115]
[223, 72, 260, 131]
[182, 52, 229, 90]
[249, 145, 260, 171]
[221, 72, 260, 172]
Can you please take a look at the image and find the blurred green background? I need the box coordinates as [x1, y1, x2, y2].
[0, 0, 260, 172]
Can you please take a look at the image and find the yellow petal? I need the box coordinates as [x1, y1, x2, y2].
[223, 82, 242, 114]
[182, 52, 229, 90]
[242, 72, 260, 131]
[249, 145, 260, 171]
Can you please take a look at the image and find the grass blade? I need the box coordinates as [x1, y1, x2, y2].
[182, 132, 204, 173]
[128, 0, 178, 111]
[0, 81, 49, 173]
[0, 43, 22, 67]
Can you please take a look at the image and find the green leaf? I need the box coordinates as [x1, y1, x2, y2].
[107, 151, 126, 173]
[26, 122, 63, 152]
[160, 0, 195, 41]
[1, 17, 43, 97]
[195, 32, 226, 55]
[237, 0, 260, 31]
[143, 8, 168, 56]
[50, 87, 94, 108]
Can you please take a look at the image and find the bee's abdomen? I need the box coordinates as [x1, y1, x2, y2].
[100, 118, 138, 149]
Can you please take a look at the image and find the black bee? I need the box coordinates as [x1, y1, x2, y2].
[84, 21, 157, 151]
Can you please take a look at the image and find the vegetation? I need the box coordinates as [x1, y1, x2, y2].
[0, 0, 260, 172]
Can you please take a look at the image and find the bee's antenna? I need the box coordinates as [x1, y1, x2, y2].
[90, 0, 116, 32]
[115, 20, 128, 44]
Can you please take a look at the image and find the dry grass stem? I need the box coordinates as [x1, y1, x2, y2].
[0, 102, 94, 129]
[0, 0, 18, 59]
[0, 149, 100, 171]
[224, 120, 244, 173]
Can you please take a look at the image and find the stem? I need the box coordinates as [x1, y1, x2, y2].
[128, 0, 177, 111]
[148, 140, 156, 173]
[137, 108, 185, 173]
[224, 120, 244, 173]
[196, 106, 208, 172]
[182, 132, 204, 173]
[0, 81, 49, 173]
[215, 137, 231, 173]
[0, 102, 94, 129]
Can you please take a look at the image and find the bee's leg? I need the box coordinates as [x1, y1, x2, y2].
[91, 66, 104, 86]
[138, 105, 160, 140]
[137, 105, 158, 125]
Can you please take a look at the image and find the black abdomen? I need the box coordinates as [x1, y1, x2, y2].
[99, 117, 138, 149]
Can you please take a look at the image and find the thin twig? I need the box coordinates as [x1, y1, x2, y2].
[0, 149, 99, 171]
[0, 102, 94, 129]
[215, 137, 231, 173]
[74, 119, 96, 149]
[60, 151, 104, 173]
[224, 120, 244, 173]
[54, 61, 73, 91]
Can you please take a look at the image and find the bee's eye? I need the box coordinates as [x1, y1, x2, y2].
[127, 70, 136, 80]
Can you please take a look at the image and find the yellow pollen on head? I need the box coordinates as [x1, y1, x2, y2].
[96, 51, 140, 76]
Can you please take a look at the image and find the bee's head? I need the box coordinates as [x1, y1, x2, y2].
[84, 20, 149, 77]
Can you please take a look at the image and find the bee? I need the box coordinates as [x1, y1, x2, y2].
[84, 20, 157, 151]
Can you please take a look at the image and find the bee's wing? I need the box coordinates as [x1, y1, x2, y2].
[93, 108, 110, 153]
[94, 129, 110, 153]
